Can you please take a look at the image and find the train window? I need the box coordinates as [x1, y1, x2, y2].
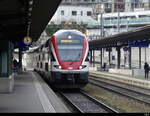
[40, 62, 42, 68]
[42, 54, 45, 60]
[57, 45, 83, 61]
[46, 54, 49, 61]
[85, 56, 89, 61]
[45, 63, 48, 71]
[51, 52, 56, 61]
[85, 52, 89, 61]
[37, 63, 39, 68]
[39, 55, 41, 61]
[56, 36, 84, 61]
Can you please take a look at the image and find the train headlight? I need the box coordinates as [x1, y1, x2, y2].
[54, 65, 62, 69]
[79, 66, 82, 69]
[79, 65, 87, 69]
[59, 66, 62, 69]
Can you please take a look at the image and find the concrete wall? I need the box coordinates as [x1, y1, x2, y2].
[133, 69, 145, 77]
[108, 68, 146, 77]
[0, 74, 14, 93]
[109, 68, 133, 76]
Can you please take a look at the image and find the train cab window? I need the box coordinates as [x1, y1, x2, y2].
[47, 54, 49, 61]
[50, 52, 56, 61]
[85, 52, 89, 61]
[85, 56, 89, 61]
[56, 35, 84, 61]
[45, 63, 48, 71]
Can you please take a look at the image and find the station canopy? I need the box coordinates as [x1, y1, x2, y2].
[89, 25, 150, 49]
[0, 0, 62, 44]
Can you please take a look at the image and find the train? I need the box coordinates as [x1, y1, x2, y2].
[34, 29, 89, 89]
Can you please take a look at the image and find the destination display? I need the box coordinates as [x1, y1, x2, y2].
[60, 39, 81, 44]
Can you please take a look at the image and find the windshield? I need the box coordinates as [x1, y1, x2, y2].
[57, 44, 83, 61]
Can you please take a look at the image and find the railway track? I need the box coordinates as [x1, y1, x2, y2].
[59, 90, 118, 113]
[89, 76, 150, 105]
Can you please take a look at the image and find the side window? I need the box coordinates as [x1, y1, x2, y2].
[45, 63, 48, 71]
[40, 62, 42, 68]
[37, 62, 39, 68]
[50, 52, 56, 61]
[42, 54, 45, 60]
[85, 52, 89, 61]
[39, 55, 41, 61]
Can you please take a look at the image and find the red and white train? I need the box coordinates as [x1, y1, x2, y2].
[34, 29, 89, 89]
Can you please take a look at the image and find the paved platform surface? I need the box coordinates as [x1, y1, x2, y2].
[89, 69, 150, 89]
[0, 71, 70, 113]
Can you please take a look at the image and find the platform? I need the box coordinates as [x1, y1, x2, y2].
[89, 68, 150, 89]
[0, 71, 70, 113]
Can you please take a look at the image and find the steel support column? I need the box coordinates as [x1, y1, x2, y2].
[109, 49, 111, 66]
[145, 47, 147, 62]
[117, 47, 121, 69]
[100, 49, 103, 68]
[90, 50, 92, 64]
[18, 47, 22, 73]
[129, 47, 132, 69]
[139, 47, 141, 69]
[93, 50, 95, 67]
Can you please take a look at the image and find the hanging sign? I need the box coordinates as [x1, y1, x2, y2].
[128, 41, 149, 47]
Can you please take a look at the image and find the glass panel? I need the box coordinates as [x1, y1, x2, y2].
[57, 45, 83, 61]
[56, 32, 84, 61]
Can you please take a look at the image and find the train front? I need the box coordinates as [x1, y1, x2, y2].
[51, 30, 89, 89]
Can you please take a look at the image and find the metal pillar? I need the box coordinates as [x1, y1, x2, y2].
[93, 50, 95, 67]
[109, 49, 111, 66]
[90, 50, 92, 64]
[19, 47, 22, 73]
[145, 47, 147, 62]
[128, 47, 132, 69]
[117, 47, 121, 69]
[117, 1, 120, 33]
[100, 49, 103, 68]
[100, 13, 103, 38]
[139, 47, 141, 69]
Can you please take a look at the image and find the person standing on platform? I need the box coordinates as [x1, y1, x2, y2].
[13, 59, 18, 73]
[103, 62, 106, 71]
[144, 62, 149, 79]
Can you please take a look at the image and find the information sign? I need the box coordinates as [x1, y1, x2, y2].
[128, 42, 149, 47]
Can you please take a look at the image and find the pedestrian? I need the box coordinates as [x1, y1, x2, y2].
[103, 62, 106, 71]
[13, 59, 18, 73]
[144, 62, 149, 79]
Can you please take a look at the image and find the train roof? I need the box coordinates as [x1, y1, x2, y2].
[53, 29, 85, 39]
[55, 29, 84, 35]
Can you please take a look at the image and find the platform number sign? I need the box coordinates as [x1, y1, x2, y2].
[23, 36, 32, 45]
